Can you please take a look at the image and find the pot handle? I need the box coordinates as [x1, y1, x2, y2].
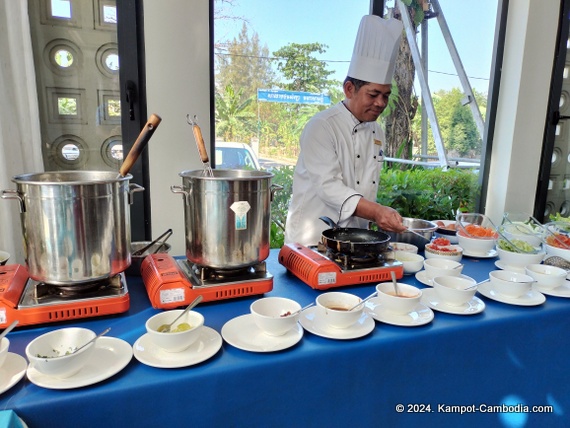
[170, 185, 190, 198]
[319, 216, 338, 229]
[128, 183, 145, 205]
[1, 190, 25, 212]
[270, 184, 283, 202]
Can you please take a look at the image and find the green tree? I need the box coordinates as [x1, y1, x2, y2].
[215, 84, 255, 141]
[272, 42, 339, 93]
[216, 22, 275, 101]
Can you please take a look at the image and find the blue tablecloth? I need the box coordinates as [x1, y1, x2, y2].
[1, 250, 569, 428]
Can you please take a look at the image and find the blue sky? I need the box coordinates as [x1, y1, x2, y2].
[215, 0, 498, 95]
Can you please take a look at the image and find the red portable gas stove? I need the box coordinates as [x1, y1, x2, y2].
[278, 242, 403, 289]
[0, 264, 129, 328]
[141, 254, 273, 309]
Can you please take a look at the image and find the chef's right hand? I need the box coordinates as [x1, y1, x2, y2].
[373, 205, 407, 233]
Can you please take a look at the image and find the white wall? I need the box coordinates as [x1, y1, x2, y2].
[486, 0, 559, 224]
[144, 0, 211, 256]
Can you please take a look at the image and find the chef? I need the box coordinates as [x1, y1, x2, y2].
[285, 14, 407, 246]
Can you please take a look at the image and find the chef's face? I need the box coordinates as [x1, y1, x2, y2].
[343, 81, 391, 122]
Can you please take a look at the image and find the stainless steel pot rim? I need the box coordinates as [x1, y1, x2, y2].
[12, 171, 132, 185]
[179, 169, 273, 180]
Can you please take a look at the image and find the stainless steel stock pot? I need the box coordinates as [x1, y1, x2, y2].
[1, 171, 144, 284]
[171, 169, 280, 269]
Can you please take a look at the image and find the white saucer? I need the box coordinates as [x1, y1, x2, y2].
[533, 281, 570, 298]
[134, 326, 222, 368]
[0, 353, 27, 395]
[299, 307, 374, 340]
[415, 270, 473, 287]
[364, 297, 434, 327]
[26, 337, 132, 390]
[477, 281, 546, 306]
[221, 314, 303, 352]
[421, 288, 486, 315]
[463, 249, 498, 259]
[494, 260, 526, 273]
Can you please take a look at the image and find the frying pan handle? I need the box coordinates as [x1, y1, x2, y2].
[319, 216, 338, 229]
[119, 114, 162, 177]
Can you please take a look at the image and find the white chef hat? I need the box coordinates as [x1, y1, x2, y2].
[347, 15, 403, 85]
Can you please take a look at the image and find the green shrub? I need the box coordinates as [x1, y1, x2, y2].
[268, 165, 480, 248]
[377, 167, 479, 220]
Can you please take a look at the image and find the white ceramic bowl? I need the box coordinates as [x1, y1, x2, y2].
[423, 258, 463, 279]
[545, 243, 570, 262]
[316, 292, 363, 329]
[376, 282, 422, 314]
[25, 327, 96, 379]
[525, 264, 567, 289]
[146, 309, 204, 352]
[390, 242, 419, 254]
[432, 275, 477, 306]
[489, 270, 535, 298]
[250, 297, 301, 336]
[424, 243, 463, 262]
[0, 337, 9, 367]
[496, 246, 546, 269]
[0, 251, 9, 266]
[393, 251, 424, 274]
[457, 232, 496, 256]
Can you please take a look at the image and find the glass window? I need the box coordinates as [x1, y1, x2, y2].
[214, 0, 499, 248]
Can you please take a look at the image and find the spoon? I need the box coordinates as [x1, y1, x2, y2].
[157, 295, 203, 332]
[0, 320, 19, 342]
[391, 271, 400, 296]
[283, 302, 315, 317]
[464, 279, 489, 290]
[406, 228, 428, 241]
[453, 264, 464, 270]
[348, 291, 378, 311]
[54, 327, 111, 358]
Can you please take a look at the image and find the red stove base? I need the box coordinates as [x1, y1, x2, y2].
[141, 254, 273, 309]
[278, 243, 403, 290]
[0, 264, 130, 328]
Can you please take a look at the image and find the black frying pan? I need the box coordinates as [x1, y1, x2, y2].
[319, 216, 391, 256]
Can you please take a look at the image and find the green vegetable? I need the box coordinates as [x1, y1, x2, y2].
[497, 239, 535, 253]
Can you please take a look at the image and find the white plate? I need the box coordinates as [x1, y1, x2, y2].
[26, 337, 132, 390]
[134, 326, 222, 368]
[463, 249, 498, 258]
[421, 288, 485, 315]
[299, 307, 374, 340]
[477, 281, 546, 306]
[415, 270, 473, 287]
[0, 353, 27, 395]
[533, 281, 570, 298]
[221, 314, 303, 352]
[494, 260, 526, 273]
[364, 298, 434, 327]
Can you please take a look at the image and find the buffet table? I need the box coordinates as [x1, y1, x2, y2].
[1, 249, 569, 428]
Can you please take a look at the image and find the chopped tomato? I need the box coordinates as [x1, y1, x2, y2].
[432, 237, 451, 246]
[546, 233, 570, 249]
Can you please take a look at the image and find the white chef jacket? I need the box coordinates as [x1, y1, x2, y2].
[284, 102, 385, 246]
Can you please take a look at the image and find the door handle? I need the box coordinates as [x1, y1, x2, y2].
[125, 80, 137, 120]
[552, 110, 570, 125]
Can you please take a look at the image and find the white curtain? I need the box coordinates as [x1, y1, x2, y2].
[0, 1, 43, 265]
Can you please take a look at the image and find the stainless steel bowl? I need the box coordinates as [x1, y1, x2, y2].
[386, 218, 438, 250]
[126, 242, 172, 276]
